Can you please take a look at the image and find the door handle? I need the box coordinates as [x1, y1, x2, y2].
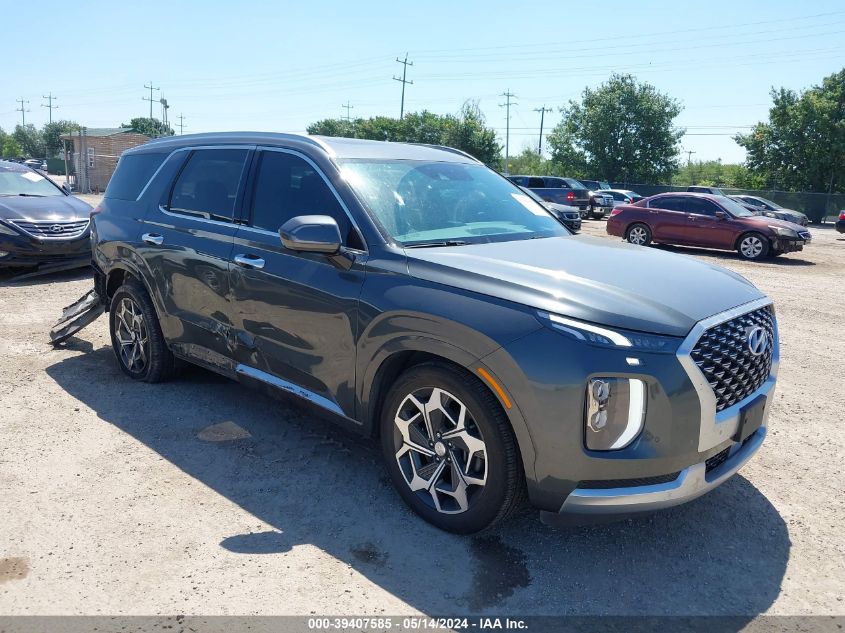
[142, 233, 164, 246]
[234, 254, 266, 270]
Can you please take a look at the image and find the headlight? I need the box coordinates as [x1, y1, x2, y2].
[0, 222, 19, 236]
[585, 377, 646, 450]
[538, 311, 679, 354]
[770, 225, 799, 238]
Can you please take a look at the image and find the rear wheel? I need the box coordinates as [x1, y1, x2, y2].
[626, 223, 652, 246]
[737, 233, 770, 260]
[109, 281, 177, 382]
[380, 362, 524, 533]
[579, 208, 589, 220]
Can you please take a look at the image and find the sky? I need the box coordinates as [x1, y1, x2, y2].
[2, 0, 843, 164]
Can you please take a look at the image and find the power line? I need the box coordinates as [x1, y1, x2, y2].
[342, 101, 354, 121]
[142, 82, 160, 119]
[15, 98, 30, 126]
[393, 53, 414, 120]
[499, 90, 517, 174]
[175, 113, 187, 135]
[41, 93, 58, 124]
[533, 106, 552, 155]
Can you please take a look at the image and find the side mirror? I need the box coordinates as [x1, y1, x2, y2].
[61, 183, 71, 195]
[715, 211, 727, 220]
[279, 215, 342, 254]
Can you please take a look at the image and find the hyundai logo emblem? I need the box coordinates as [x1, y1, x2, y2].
[49, 224, 63, 233]
[746, 326, 769, 357]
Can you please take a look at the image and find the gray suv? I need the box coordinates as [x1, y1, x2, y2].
[91, 133, 778, 533]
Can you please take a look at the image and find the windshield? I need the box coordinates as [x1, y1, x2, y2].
[757, 197, 782, 210]
[564, 178, 586, 190]
[715, 195, 755, 217]
[339, 160, 567, 246]
[0, 168, 64, 197]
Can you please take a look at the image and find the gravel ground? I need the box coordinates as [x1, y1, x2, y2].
[0, 202, 843, 617]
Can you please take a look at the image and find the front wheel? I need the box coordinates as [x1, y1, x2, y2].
[380, 362, 525, 533]
[737, 233, 770, 260]
[579, 209, 589, 220]
[626, 223, 652, 246]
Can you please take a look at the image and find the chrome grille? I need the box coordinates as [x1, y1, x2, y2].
[10, 219, 89, 239]
[690, 305, 775, 412]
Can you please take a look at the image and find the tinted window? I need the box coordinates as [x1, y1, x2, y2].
[508, 176, 527, 186]
[610, 191, 626, 201]
[169, 149, 248, 222]
[250, 151, 362, 249]
[106, 153, 166, 200]
[563, 178, 586, 190]
[686, 197, 719, 216]
[652, 196, 686, 211]
[527, 177, 545, 188]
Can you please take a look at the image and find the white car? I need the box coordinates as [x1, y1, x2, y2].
[598, 189, 644, 207]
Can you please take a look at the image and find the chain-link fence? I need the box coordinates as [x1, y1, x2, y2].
[611, 183, 845, 223]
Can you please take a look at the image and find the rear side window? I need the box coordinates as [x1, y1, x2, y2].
[250, 151, 364, 249]
[105, 153, 167, 200]
[168, 149, 248, 223]
[527, 177, 545, 188]
[652, 196, 685, 211]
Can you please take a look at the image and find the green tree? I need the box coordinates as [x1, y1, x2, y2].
[673, 160, 765, 188]
[12, 124, 46, 158]
[0, 128, 23, 158]
[42, 120, 80, 157]
[735, 68, 845, 193]
[504, 147, 562, 176]
[121, 117, 174, 137]
[547, 73, 684, 183]
[306, 102, 502, 166]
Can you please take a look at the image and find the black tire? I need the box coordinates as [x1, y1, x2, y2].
[626, 223, 652, 246]
[380, 362, 525, 534]
[737, 232, 770, 260]
[579, 209, 589, 220]
[109, 281, 177, 383]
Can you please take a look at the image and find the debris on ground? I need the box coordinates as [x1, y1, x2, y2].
[49, 288, 105, 345]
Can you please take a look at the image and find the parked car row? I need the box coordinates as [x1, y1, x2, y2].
[76, 133, 779, 534]
[607, 192, 811, 260]
[507, 175, 615, 220]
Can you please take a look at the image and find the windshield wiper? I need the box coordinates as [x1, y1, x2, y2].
[16, 193, 45, 197]
[404, 240, 469, 249]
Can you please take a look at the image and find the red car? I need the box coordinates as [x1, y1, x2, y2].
[606, 192, 811, 260]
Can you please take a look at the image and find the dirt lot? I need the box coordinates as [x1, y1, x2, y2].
[1, 201, 843, 617]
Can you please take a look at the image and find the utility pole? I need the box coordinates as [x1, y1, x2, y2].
[16, 98, 30, 126]
[160, 98, 170, 131]
[685, 150, 697, 185]
[175, 113, 187, 135]
[41, 93, 58, 124]
[143, 82, 160, 119]
[342, 101, 354, 122]
[534, 106, 551, 156]
[499, 90, 517, 174]
[393, 53, 414, 120]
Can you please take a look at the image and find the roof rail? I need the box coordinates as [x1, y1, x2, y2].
[412, 143, 481, 163]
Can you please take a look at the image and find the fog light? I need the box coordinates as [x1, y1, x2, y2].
[585, 377, 646, 450]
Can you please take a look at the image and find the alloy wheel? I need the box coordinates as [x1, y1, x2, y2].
[113, 297, 149, 374]
[392, 387, 487, 514]
[628, 226, 648, 245]
[740, 235, 764, 259]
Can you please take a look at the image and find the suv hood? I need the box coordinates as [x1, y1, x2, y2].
[405, 235, 764, 337]
[0, 195, 92, 221]
[740, 214, 806, 231]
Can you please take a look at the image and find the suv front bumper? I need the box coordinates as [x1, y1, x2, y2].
[553, 426, 764, 518]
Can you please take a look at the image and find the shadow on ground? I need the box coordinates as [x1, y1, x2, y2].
[46, 347, 790, 618]
[652, 243, 814, 266]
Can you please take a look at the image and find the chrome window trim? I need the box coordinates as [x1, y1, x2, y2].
[251, 146, 368, 252]
[676, 296, 779, 452]
[235, 364, 346, 418]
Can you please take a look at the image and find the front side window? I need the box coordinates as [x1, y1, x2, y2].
[527, 177, 545, 188]
[168, 149, 248, 223]
[250, 151, 362, 248]
[0, 166, 64, 197]
[686, 197, 719, 216]
[339, 160, 567, 246]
